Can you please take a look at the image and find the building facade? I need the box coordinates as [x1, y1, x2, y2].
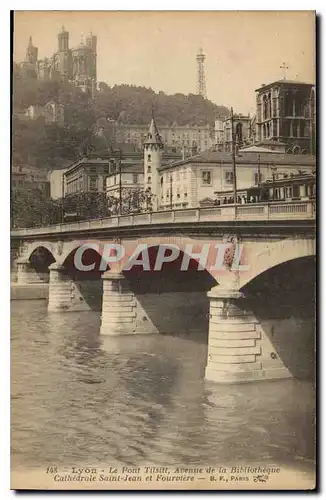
[157, 149, 316, 210]
[115, 122, 214, 154]
[255, 80, 315, 154]
[12, 165, 50, 196]
[20, 28, 97, 95]
[65, 125, 181, 198]
[214, 114, 255, 151]
[48, 169, 68, 199]
[24, 102, 65, 125]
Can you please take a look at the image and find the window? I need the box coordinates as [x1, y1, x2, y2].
[254, 173, 264, 185]
[147, 176, 151, 183]
[224, 171, 234, 184]
[147, 165, 151, 173]
[148, 154, 151, 162]
[293, 184, 300, 198]
[132, 174, 138, 184]
[89, 176, 97, 191]
[202, 170, 212, 185]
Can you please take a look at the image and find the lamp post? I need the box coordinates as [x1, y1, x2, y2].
[230, 107, 237, 206]
[61, 170, 65, 223]
[118, 148, 122, 215]
[257, 154, 261, 200]
[271, 164, 277, 200]
[170, 174, 173, 210]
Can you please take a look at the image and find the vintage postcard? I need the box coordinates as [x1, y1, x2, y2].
[11, 10, 316, 490]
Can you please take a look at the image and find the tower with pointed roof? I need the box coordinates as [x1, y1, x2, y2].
[20, 36, 38, 78]
[25, 27, 97, 94]
[143, 113, 164, 210]
[56, 26, 71, 80]
[26, 36, 38, 65]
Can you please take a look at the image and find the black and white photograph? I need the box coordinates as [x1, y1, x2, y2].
[10, 10, 316, 490]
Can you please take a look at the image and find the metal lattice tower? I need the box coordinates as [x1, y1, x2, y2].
[196, 47, 207, 99]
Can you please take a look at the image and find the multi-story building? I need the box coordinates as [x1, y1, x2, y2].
[43, 101, 65, 125]
[214, 114, 254, 152]
[24, 104, 44, 120]
[48, 169, 68, 199]
[19, 27, 97, 95]
[157, 149, 316, 210]
[106, 165, 144, 196]
[255, 80, 315, 154]
[64, 126, 181, 198]
[12, 165, 50, 196]
[115, 122, 214, 154]
[24, 101, 65, 125]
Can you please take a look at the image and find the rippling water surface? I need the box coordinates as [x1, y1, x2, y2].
[11, 301, 315, 473]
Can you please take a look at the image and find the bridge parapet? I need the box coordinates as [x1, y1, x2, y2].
[11, 201, 315, 238]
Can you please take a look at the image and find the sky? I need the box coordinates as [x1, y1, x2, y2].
[13, 11, 315, 115]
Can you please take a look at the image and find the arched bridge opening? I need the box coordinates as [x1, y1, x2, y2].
[241, 256, 315, 380]
[49, 247, 110, 312]
[29, 246, 56, 282]
[121, 245, 217, 342]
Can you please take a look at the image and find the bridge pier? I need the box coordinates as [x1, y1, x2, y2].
[16, 258, 47, 284]
[48, 263, 93, 312]
[100, 271, 158, 336]
[205, 287, 292, 384]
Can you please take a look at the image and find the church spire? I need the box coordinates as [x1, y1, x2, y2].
[144, 109, 163, 148]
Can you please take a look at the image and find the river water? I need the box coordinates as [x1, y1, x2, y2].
[11, 300, 315, 476]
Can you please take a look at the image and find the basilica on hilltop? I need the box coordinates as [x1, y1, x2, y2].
[19, 26, 97, 94]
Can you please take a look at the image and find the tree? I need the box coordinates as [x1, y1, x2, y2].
[109, 188, 155, 215]
[11, 188, 61, 228]
[62, 192, 110, 220]
[12, 74, 230, 174]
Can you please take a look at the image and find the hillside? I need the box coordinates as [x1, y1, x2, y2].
[12, 69, 230, 168]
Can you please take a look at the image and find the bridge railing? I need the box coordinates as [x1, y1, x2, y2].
[10, 201, 315, 237]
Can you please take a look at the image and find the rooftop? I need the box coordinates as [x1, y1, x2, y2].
[159, 148, 316, 171]
[255, 80, 315, 92]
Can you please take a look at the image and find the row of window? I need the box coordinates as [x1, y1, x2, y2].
[163, 170, 188, 182]
[201, 170, 264, 186]
[163, 190, 188, 200]
[108, 174, 139, 186]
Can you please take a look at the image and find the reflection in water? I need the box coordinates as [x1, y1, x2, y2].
[11, 301, 315, 473]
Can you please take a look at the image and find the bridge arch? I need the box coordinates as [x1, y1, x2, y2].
[239, 237, 316, 290]
[54, 244, 111, 311]
[119, 244, 218, 341]
[24, 241, 57, 262]
[239, 254, 315, 380]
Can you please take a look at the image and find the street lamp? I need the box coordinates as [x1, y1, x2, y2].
[257, 154, 261, 200]
[230, 107, 237, 206]
[118, 149, 122, 215]
[271, 164, 277, 200]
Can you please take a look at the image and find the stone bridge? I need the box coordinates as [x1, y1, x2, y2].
[11, 201, 316, 384]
